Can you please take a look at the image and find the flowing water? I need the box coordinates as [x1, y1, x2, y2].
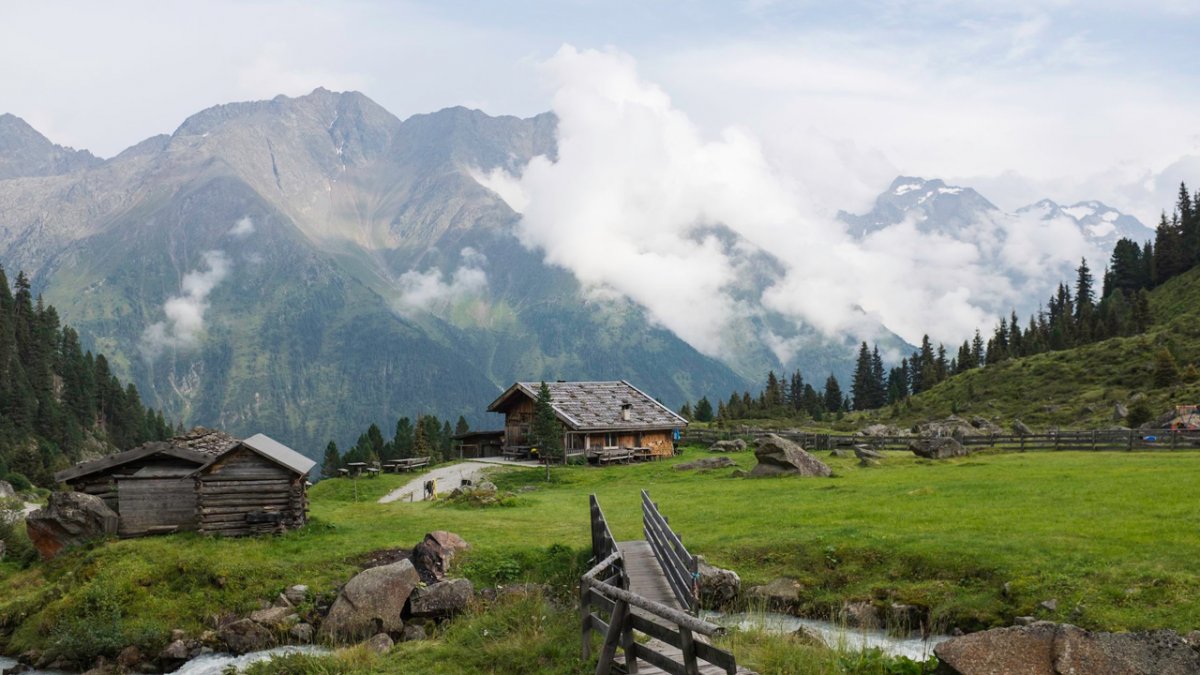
[0, 646, 328, 675]
[701, 610, 952, 660]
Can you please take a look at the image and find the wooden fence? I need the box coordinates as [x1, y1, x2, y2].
[642, 489, 698, 613]
[683, 427, 1200, 453]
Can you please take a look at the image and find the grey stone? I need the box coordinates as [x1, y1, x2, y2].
[219, 619, 276, 655]
[1014, 616, 1037, 626]
[859, 424, 904, 437]
[749, 434, 832, 477]
[116, 646, 141, 669]
[675, 457, 736, 471]
[363, 633, 394, 654]
[412, 531, 470, 583]
[695, 556, 740, 609]
[250, 606, 292, 627]
[1040, 598, 1058, 612]
[1013, 419, 1034, 436]
[792, 626, 826, 647]
[1114, 403, 1129, 422]
[170, 629, 186, 642]
[25, 491, 118, 560]
[409, 578, 474, 619]
[747, 577, 801, 611]
[829, 448, 853, 458]
[159, 640, 189, 662]
[853, 445, 885, 460]
[0, 480, 14, 499]
[709, 439, 747, 452]
[284, 584, 309, 605]
[288, 623, 314, 643]
[272, 593, 293, 609]
[322, 559, 421, 641]
[908, 437, 970, 459]
[840, 601, 880, 629]
[401, 624, 427, 642]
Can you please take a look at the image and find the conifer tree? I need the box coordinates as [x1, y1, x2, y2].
[530, 381, 563, 461]
[693, 396, 713, 422]
[823, 375, 843, 413]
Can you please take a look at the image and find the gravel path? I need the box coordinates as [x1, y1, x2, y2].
[377, 459, 538, 504]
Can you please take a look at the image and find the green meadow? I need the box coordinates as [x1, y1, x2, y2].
[2, 446, 1198, 671]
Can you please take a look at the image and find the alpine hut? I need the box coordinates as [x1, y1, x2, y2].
[193, 433, 315, 537]
[486, 380, 688, 462]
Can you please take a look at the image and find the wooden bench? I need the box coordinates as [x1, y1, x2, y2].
[592, 448, 637, 465]
[502, 447, 531, 460]
[385, 457, 431, 473]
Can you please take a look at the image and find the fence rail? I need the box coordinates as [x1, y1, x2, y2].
[683, 427, 1200, 453]
[642, 489, 698, 613]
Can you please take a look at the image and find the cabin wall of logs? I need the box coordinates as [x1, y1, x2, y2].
[196, 446, 308, 537]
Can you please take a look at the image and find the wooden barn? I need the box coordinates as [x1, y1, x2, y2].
[55, 428, 314, 538]
[193, 433, 315, 537]
[486, 380, 688, 462]
[56, 428, 238, 537]
[452, 430, 505, 459]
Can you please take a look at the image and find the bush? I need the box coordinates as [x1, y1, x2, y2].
[1126, 400, 1154, 428]
[4, 473, 33, 492]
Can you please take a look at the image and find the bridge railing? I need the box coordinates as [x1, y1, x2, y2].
[582, 493, 739, 675]
[642, 489, 698, 613]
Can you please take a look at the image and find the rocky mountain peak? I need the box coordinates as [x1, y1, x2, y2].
[0, 113, 102, 179]
[839, 175, 997, 237]
[1016, 198, 1153, 248]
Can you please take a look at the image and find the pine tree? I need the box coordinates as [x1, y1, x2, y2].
[850, 342, 872, 411]
[870, 347, 886, 408]
[393, 417, 415, 458]
[413, 417, 430, 458]
[321, 441, 342, 477]
[455, 415, 470, 436]
[823, 375, 843, 413]
[693, 396, 713, 422]
[530, 381, 563, 461]
[1153, 348, 1180, 388]
[679, 402, 693, 420]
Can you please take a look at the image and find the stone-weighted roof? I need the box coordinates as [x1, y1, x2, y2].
[488, 380, 688, 431]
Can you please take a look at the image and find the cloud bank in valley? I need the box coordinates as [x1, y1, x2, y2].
[141, 250, 232, 359]
[476, 46, 1108, 357]
[395, 247, 489, 313]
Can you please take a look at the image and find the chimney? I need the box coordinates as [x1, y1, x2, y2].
[621, 402, 632, 422]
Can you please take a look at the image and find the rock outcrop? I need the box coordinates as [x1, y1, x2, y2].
[412, 531, 470, 583]
[408, 578, 474, 619]
[747, 577, 802, 612]
[0, 480, 15, 500]
[219, 619, 276, 654]
[748, 434, 832, 477]
[25, 491, 118, 560]
[709, 439, 747, 452]
[1013, 419, 1034, 436]
[908, 437, 970, 459]
[696, 556, 740, 609]
[322, 559, 421, 641]
[675, 457, 737, 471]
[934, 622, 1200, 675]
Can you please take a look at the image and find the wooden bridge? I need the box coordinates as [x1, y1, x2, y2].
[580, 490, 755, 675]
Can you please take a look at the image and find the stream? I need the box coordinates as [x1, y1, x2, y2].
[701, 611, 952, 660]
[0, 646, 328, 675]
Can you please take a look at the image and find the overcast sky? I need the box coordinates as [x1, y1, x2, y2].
[4, 1, 1199, 349]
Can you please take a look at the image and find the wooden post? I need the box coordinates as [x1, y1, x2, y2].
[580, 584, 593, 661]
[1020, 434, 1025, 452]
[595, 599, 628, 675]
[1091, 430, 1097, 452]
[1054, 434, 1060, 452]
[679, 627, 700, 675]
[620, 613, 639, 674]
[1172, 430, 1179, 451]
[1128, 430, 1135, 452]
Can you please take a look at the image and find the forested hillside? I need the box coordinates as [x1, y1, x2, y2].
[0, 267, 171, 487]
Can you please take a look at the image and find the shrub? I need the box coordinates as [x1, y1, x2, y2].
[1126, 400, 1154, 428]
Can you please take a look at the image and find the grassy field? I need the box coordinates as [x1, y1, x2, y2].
[2, 447, 1198, 670]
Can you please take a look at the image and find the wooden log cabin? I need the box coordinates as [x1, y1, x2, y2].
[486, 380, 688, 463]
[55, 428, 314, 538]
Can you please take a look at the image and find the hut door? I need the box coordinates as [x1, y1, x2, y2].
[116, 478, 197, 537]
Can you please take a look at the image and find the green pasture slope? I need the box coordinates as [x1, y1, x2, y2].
[2, 446, 1199, 672]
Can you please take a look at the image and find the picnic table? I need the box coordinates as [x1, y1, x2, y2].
[384, 457, 432, 472]
[589, 447, 637, 465]
[345, 462, 368, 477]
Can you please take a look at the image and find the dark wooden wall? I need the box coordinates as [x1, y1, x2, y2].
[116, 477, 198, 537]
[196, 446, 307, 537]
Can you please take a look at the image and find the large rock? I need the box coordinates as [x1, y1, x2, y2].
[696, 556, 740, 609]
[363, 633, 394, 654]
[934, 623, 1200, 675]
[909, 437, 970, 459]
[853, 445, 885, 460]
[859, 424, 905, 437]
[322, 559, 421, 641]
[747, 577, 801, 612]
[411, 531, 470, 583]
[675, 457, 737, 471]
[709, 439, 747, 452]
[25, 491, 118, 560]
[408, 578, 473, 619]
[748, 434, 831, 477]
[915, 416, 984, 439]
[219, 619, 276, 655]
[1013, 419, 1034, 436]
[249, 606, 293, 628]
[0, 480, 15, 499]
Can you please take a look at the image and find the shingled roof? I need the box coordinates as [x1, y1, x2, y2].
[487, 380, 688, 431]
[56, 427, 239, 483]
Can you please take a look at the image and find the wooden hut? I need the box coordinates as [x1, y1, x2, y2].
[55, 428, 237, 537]
[487, 380, 688, 462]
[453, 430, 505, 458]
[193, 433, 316, 537]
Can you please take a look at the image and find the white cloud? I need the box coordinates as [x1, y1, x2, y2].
[141, 251, 231, 359]
[395, 248, 489, 313]
[229, 216, 255, 237]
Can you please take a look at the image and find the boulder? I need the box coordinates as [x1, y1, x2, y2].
[935, 623, 1200, 675]
[25, 491, 118, 560]
[219, 619, 276, 655]
[859, 424, 904, 437]
[914, 416, 979, 438]
[249, 606, 292, 628]
[159, 640, 189, 664]
[675, 457, 737, 471]
[840, 601, 880, 629]
[283, 584, 309, 606]
[1114, 403, 1129, 422]
[401, 624, 427, 642]
[116, 646, 142, 670]
[709, 439, 747, 452]
[748, 434, 832, 477]
[322, 559, 421, 641]
[1013, 419, 1034, 436]
[908, 437, 970, 459]
[289, 623, 313, 643]
[792, 625, 827, 647]
[0, 480, 14, 499]
[747, 577, 801, 612]
[363, 633, 394, 655]
[830, 448, 854, 458]
[409, 578, 473, 619]
[695, 556, 740, 609]
[412, 531, 470, 583]
[853, 445, 884, 460]
[475, 481, 498, 495]
[969, 416, 1002, 434]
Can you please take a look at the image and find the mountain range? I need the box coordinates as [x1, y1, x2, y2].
[0, 90, 1152, 457]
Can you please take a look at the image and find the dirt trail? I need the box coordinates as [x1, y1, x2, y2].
[377, 458, 538, 503]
